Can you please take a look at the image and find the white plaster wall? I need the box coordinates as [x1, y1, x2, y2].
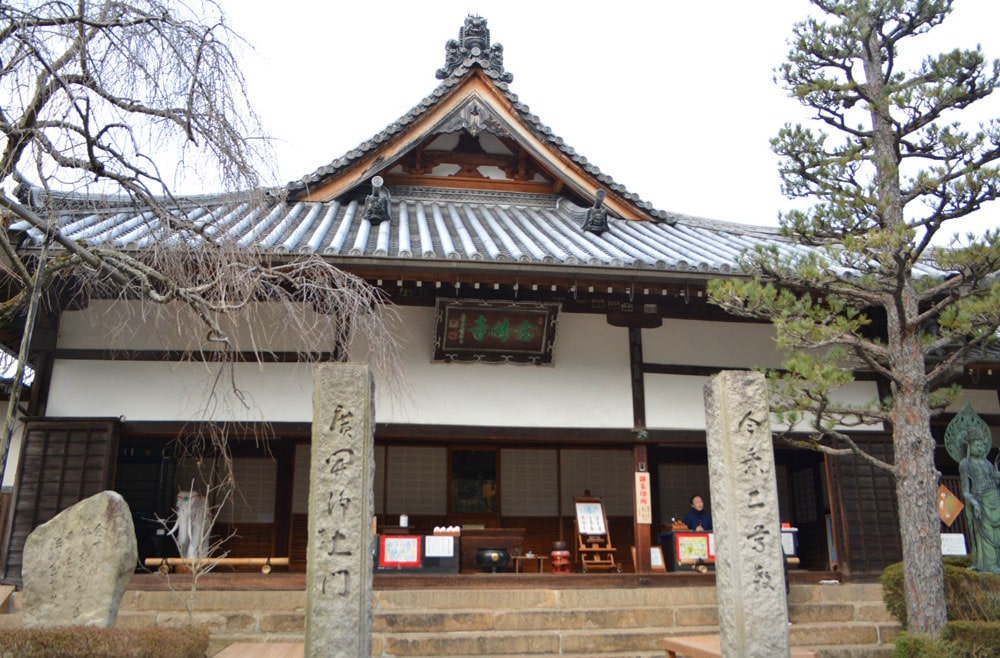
[644, 374, 881, 431]
[375, 307, 633, 427]
[57, 300, 342, 352]
[46, 306, 634, 428]
[644, 374, 711, 430]
[642, 320, 783, 369]
[46, 359, 314, 421]
[46, 302, 893, 431]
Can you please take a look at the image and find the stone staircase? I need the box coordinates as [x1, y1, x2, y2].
[1, 582, 899, 657]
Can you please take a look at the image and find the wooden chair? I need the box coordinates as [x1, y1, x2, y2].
[573, 497, 620, 572]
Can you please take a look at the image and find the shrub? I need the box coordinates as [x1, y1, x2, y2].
[943, 621, 1000, 658]
[882, 562, 907, 626]
[892, 631, 961, 658]
[944, 570, 1000, 623]
[0, 625, 210, 658]
[882, 561, 1000, 626]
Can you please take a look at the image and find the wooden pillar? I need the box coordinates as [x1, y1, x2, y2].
[628, 327, 646, 428]
[633, 444, 651, 573]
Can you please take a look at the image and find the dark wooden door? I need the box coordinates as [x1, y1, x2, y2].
[1, 419, 119, 586]
[825, 438, 901, 575]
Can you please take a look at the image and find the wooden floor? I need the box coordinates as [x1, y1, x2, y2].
[127, 569, 839, 591]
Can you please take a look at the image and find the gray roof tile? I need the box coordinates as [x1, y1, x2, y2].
[12, 189, 800, 276]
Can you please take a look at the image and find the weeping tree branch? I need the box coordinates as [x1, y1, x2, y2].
[0, 1, 401, 496]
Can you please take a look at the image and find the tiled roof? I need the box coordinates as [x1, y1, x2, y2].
[285, 60, 671, 222]
[12, 187, 799, 276]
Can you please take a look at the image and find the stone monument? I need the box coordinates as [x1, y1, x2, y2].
[22, 490, 137, 628]
[306, 363, 376, 658]
[704, 370, 790, 657]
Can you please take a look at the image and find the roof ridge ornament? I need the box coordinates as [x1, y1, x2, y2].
[363, 176, 391, 224]
[582, 190, 609, 235]
[435, 15, 514, 83]
[437, 98, 511, 139]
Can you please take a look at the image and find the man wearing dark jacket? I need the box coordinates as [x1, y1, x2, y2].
[682, 494, 712, 532]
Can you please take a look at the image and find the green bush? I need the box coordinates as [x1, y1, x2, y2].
[882, 562, 908, 626]
[0, 625, 210, 658]
[884, 562, 1000, 658]
[943, 621, 1000, 658]
[882, 561, 1000, 626]
[945, 570, 1000, 623]
[892, 631, 961, 658]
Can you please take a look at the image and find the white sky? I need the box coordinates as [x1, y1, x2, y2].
[219, 0, 1000, 239]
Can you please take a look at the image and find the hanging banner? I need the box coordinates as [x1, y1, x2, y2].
[635, 472, 652, 524]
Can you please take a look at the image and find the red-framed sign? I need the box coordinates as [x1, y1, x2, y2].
[378, 535, 422, 568]
[673, 532, 715, 562]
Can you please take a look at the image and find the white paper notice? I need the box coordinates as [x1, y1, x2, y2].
[424, 535, 455, 558]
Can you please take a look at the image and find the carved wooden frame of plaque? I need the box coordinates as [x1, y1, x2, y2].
[433, 298, 560, 364]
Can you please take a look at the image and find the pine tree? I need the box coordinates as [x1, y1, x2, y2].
[709, 0, 1000, 636]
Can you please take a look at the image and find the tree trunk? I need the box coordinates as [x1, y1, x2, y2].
[892, 389, 947, 636]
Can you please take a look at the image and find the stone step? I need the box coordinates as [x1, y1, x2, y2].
[790, 583, 885, 605]
[380, 627, 686, 656]
[806, 644, 895, 658]
[377, 586, 720, 611]
[105, 582, 887, 614]
[128, 583, 882, 609]
[2, 583, 896, 658]
[381, 654, 669, 658]
[788, 621, 901, 648]
[373, 600, 871, 633]
[377, 621, 897, 657]
[0, 610, 899, 657]
[210, 643, 671, 658]
[373, 603, 872, 633]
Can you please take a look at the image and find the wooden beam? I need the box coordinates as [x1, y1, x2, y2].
[628, 327, 646, 429]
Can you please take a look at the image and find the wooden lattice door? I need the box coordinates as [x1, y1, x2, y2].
[1, 419, 120, 586]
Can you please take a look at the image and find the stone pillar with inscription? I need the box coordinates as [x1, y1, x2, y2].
[704, 370, 790, 658]
[306, 364, 375, 658]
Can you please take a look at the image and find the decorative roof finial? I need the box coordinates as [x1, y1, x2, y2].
[436, 15, 514, 83]
[363, 176, 391, 224]
[582, 190, 609, 235]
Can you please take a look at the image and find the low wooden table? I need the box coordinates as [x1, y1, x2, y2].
[511, 554, 548, 574]
[663, 634, 816, 658]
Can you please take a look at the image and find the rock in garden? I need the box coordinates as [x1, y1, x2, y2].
[22, 490, 137, 628]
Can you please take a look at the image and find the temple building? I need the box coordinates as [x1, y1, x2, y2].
[2, 16, 998, 585]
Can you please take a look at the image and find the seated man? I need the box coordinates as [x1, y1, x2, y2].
[683, 494, 712, 532]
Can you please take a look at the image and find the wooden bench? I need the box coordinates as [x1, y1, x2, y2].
[663, 634, 816, 658]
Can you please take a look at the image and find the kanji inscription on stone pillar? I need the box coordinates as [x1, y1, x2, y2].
[704, 370, 790, 658]
[306, 364, 375, 658]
